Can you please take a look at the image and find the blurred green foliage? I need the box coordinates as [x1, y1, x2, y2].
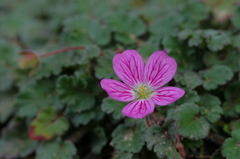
[0, 0, 240, 158]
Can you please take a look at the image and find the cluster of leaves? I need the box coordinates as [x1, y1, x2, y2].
[0, 0, 239, 158]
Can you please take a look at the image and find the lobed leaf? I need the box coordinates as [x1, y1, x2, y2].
[145, 125, 183, 159]
[105, 12, 146, 36]
[113, 151, 133, 159]
[36, 139, 76, 159]
[137, 42, 159, 60]
[101, 97, 126, 119]
[199, 65, 233, 90]
[181, 0, 209, 28]
[0, 121, 37, 158]
[90, 127, 107, 154]
[150, 13, 183, 37]
[162, 36, 201, 71]
[174, 89, 200, 105]
[188, 31, 203, 47]
[182, 139, 203, 151]
[222, 137, 240, 159]
[95, 50, 116, 79]
[63, 15, 111, 45]
[231, 128, 240, 141]
[205, 31, 231, 52]
[104, 12, 146, 44]
[199, 94, 223, 123]
[203, 49, 240, 72]
[175, 103, 210, 140]
[111, 119, 146, 153]
[70, 107, 104, 126]
[30, 107, 69, 140]
[0, 93, 15, 123]
[0, 39, 19, 91]
[34, 45, 100, 79]
[57, 75, 99, 113]
[16, 80, 59, 118]
[178, 29, 231, 51]
[175, 71, 202, 89]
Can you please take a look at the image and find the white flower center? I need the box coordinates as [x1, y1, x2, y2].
[134, 84, 154, 99]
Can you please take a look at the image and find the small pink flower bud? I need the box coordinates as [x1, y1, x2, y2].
[19, 51, 40, 69]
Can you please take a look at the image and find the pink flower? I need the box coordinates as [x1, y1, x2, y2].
[100, 50, 185, 119]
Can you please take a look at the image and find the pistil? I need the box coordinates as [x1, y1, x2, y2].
[134, 84, 154, 99]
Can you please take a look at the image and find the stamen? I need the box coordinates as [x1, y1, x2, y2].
[134, 84, 154, 99]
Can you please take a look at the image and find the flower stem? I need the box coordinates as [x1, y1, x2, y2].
[39, 46, 86, 58]
[176, 134, 186, 159]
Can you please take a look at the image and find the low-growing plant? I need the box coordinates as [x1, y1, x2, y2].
[0, 0, 239, 159]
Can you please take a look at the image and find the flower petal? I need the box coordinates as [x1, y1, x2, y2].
[144, 51, 177, 89]
[113, 50, 144, 87]
[122, 99, 155, 118]
[151, 87, 185, 106]
[100, 79, 135, 102]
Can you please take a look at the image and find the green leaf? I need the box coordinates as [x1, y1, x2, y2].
[0, 93, 15, 123]
[175, 71, 202, 89]
[188, 31, 203, 47]
[199, 94, 223, 123]
[0, 121, 37, 158]
[203, 30, 231, 52]
[137, 42, 159, 60]
[104, 12, 146, 44]
[115, 32, 137, 44]
[19, 20, 51, 47]
[181, 0, 209, 28]
[95, 50, 116, 79]
[227, 120, 240, 134]
[150, 13, 183, 37]
[203, 49, 240, 72]
[179, 30, 231, 51]
[33, 45, 100, 79]
[101, 97, 126, 119]
[223, 82, 240, 116]
[178, 29, 193, 40]
[71, 111, 95, 126]
[222, 137, 240, 159]
[222, 102, 239, 118]
[0, 39, 19, 91]
[199, 65, 233, 90]
[211, 149, 225, 159]
[71, 0, 105, 15]
[174, 89, 200, 105]
[231, 128, 240, 141]
[90, 127, 107, 154]
[175, 103, 210, 140]
[162, 36, 200, 71]
[30, 107, 69, 140]
[36, 139, 76, 159]
[178, 29, 203, 47]
[57, 75, 98, 113]
[113, 151, 133, 159]
[232, 6, 240, 29]
[16, 80, 59, 118]
[105, 12, 146, 36]
[222, 82, 240, 117]
[145, 125, 182, 159]
[182, 139, 203, 151]
[111, 119, 145, 153]
[63, 15, 111, 45]
[0, 67, 14, 91]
